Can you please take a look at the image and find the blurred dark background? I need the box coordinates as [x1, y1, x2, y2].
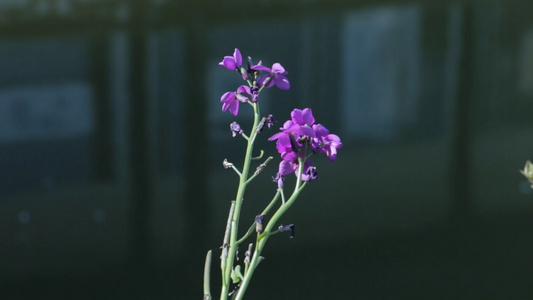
[1, 0, 533, 299]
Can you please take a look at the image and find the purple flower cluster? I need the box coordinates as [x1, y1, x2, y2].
[269, 108, 342, 185]
[218, 48, 342, 186]
[219, 48, 290, 116]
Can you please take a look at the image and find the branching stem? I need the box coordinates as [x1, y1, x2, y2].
[220, 102, 261, 300]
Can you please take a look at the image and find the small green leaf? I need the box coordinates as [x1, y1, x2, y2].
[231, 265, 244, 283]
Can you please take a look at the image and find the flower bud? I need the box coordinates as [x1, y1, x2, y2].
[230, 122, 243, 137]
[278, 224, 295, 238]
[272, 173, 284, 189]
[266, 114, 276, 129]
[255, 214, 264, 233]
[222, 159, 234, 169]
[239, 66, 249, 81]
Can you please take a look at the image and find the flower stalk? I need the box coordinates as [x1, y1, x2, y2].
[234, 162, 307, 300]
[220, 102, 261, 299]
[204, 48, 342, 300]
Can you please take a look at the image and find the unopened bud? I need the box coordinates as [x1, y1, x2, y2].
[255, 214, 264, 233]
[305, 166, 319, 181]
[257, 117, 267, 133]
[244, 243, 253, 265]
[266, 114, 276, 129]
[278, 224, 295, 238]
[230, 122, 243, 137]
[273, 173, 284, 189]
[223, 159, 234, 169]
[239, 66, 249, 81]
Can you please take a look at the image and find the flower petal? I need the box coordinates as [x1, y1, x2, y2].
[233, 48, 242, 67]
[268, 131, 287, 141]
[220, 91, 234, 103]
[301, 108, 315, 125]
[251, 64, 270, 72]
[228, 100, 239, 116]
[281, 151, 297, 161]
[221, 102, 230, 112]
[297, 125, 316, 137]
[237, 85, 251, 95]
[290, 109, 303, 125]
[219, 56, 237, 70]
[258, 74, 274, 88]
[271, 63, 287, 75]
[277, 134, 292, 148]
[274, 76, 290, 90]
[326, 134, 342, 146]
[279, 159, 297, 175]
[312, 124, 329, 137]
[326, 146, 337, 161]
[281, 120, 295, 131]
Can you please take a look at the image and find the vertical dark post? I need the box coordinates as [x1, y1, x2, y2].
[128, 0, 152, 269]
[419, 8, 447, 139]
[182, 4, 209, 256]
[90, 33, 113, 181]
[451, 4, 475, 225]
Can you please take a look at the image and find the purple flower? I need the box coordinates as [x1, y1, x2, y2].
[303, 165, 319, 181]
[257, 63, 290, 90]
[269, 126, 298, 160]
[276, 157, 317, 182]
[269, 108, 342, 183]
[219, 48, 243, 70]
[220, 85, 251, 116]
[301, 161, 318, 181]
[321, 134, 342, 161]
[311, 124, 343, 162]
[278, 158, 298, 176]
[268, 108, 317, 159]
[291, 108, 315, 126]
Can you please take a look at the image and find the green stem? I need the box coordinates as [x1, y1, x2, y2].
[220, 202, 235, 286]
[236, 223, 255, 246]
[245, 156, 273, 185]
[231, 165, 242, 177]
[203, 250, 212, 300]
[234, 159, 308, 300]
[221, 102, 261, 300]
[261, 189, 281, 216]
[235, 189, 281, 246]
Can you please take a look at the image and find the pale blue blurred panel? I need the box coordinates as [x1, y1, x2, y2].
[0, 37, 94, 194]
